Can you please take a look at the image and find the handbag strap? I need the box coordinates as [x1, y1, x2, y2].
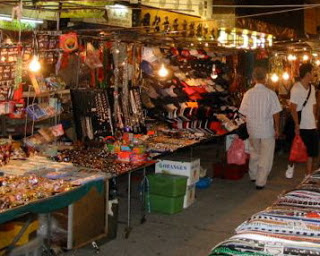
[302, 84, 312, 109]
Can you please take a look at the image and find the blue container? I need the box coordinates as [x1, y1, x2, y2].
[196, 177, 212, 189]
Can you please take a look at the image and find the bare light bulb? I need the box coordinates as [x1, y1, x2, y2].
[158, 64, 169, 78]
[271, 73, 279, 83]
[316, 60, 320, 66]
[28, 56, 41, 72]
[282, 72, 290, 81]
[288, 54, 297, 61]
[205, 42, 209, 47]
[303, 54, 309, 61]
[211, 65, 218, 79]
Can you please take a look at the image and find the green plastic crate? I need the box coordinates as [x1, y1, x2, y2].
[147, 173, 187, 197]
[148, 194, 184, 214]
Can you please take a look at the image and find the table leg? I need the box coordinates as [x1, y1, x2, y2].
[105, 179, 109, 235]
[67, 204, 74, 250]
[124, 172, 132, 239]
[42, 213, 54, 256]
[140, 167, 147, 224]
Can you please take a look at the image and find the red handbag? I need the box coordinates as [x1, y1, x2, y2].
[289, 135, 308, 163]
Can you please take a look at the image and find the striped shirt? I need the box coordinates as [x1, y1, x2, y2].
[239, 84, 282, 139]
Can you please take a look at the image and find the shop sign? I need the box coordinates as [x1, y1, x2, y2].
[140, 8, 218, 39]
[82, 4, 132, 27]
[105, 4, 132, 27]
[217, 28, 273, 49]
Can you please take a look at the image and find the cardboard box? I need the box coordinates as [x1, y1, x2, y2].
[0, 216, 38, 252]
[155, 158, 200, 185]
[53, 182, 108, 249]
[183, 185, 196, 208]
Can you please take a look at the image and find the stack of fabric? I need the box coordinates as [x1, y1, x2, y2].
[209, 170, 320, 255]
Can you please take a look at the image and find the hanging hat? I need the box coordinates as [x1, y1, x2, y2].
[141, 60, 154, 76]
[60, 33, 78, 53]
[181, 49, 190, 58]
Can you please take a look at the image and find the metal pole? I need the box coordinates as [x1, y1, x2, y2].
[67, 204, 74, 250]
[56, 1, 61, 31]
[141, 167, 146, 224]
[125, 172, 132, 238]
[104, 179, 109, 235]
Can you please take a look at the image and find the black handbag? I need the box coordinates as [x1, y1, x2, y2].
[236, 123, 249, 140]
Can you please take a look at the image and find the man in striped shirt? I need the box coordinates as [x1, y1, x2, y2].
[239, 66, 282, 189]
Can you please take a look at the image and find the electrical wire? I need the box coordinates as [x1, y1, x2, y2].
[3, 0, 319, 8]
[2, 0, 319, 13]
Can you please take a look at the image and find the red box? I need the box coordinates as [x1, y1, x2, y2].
[212, 159, 249, 180]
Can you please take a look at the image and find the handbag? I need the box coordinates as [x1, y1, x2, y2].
[236, 123, 249, 140]
[289, 135, 308, 162]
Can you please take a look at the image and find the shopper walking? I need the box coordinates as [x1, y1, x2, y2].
[285, 63, 319, 179]
[239, 66, 282, 189]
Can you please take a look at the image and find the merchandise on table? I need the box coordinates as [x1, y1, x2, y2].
[55, 148, 147, 176]
[209, 171, 320, 255]
[0, 139, 12, 166]
[0, 175, 78, 212]
[209, 233, 320, 256]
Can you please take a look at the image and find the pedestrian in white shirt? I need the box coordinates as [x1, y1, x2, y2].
[285, 63, 319, 179]
[239, 66, 282, 189]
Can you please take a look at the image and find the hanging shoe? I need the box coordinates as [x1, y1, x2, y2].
[285, 164, 295, 179]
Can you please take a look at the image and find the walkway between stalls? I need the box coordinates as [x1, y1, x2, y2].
[68, 143, 307, 256]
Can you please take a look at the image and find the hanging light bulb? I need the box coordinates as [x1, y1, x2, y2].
[205, 42, 209, 47]
[271, 73, 279, 83]
[28, 55, 41, 72]
[316, 60, 320, 66]
[282, 72, 290, 81]
[211, 64, 218, 79]
[288, 54, 297, 61]
[303, 54, 309, 61]
[158, 64, 169, 78]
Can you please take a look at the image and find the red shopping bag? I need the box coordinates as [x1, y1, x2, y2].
[289, 135, 308, 163]
[227, 137, 247, 165]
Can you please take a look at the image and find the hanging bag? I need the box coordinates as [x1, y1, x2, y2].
[289, 135, 308, 162]
[288, 85, 311, 163]
[227, 136, 247, 165]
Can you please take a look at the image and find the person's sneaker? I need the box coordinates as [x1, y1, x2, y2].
[285, 164, 295, 179]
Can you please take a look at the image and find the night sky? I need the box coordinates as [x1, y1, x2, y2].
[235, 0, 305, 33]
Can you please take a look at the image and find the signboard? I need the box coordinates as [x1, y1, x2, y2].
[140, 8, 218, 39]
[83, 5, 133, 28]
[106, 5, 132, 27]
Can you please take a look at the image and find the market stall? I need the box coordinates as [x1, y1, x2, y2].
[0, 3, 275, 250]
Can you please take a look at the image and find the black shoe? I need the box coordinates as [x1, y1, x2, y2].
[256, 186, 264, 190]
[251, 180, 256, 183]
